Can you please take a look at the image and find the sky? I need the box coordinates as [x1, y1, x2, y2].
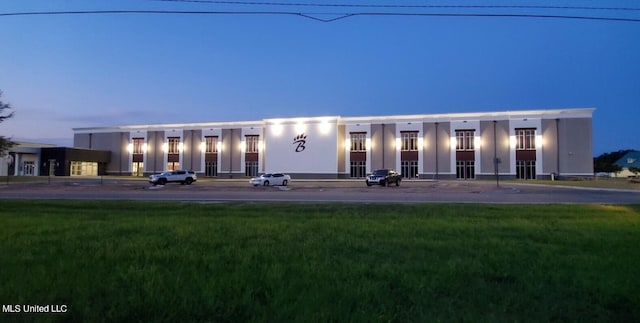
[0, 0, 638, 156]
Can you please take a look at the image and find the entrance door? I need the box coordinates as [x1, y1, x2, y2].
[23, 161, 35, 176]
[132, 162, 144, 176]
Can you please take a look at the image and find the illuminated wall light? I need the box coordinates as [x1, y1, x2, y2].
[216, 141, 222, 152]
[418, 137, 424, 149]
[395, 138, 402, 149]
[344, 138, 351, 149]
[142, 143, 148, 153]
[318, 120, 331, 135]
[258, 140, 264, 151]
[162, 143, 168, 152]
[536, 135, 543, 148]
[450, 137, 457, 148]
[509, 136, 517, 149]
[240, 141, 246, 152]
[127, 143, 133, 153]
[365, 138, 371, 150]
[295, 122, 306, 133]
[271, 122, 283, 136]
[474, 136, 481, 149]
[178, 142, 184, 152]
[199, 142, 206, 152]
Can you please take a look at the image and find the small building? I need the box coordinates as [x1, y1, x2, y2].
[1, 143, 110, 177]
[40, 147, 111, 176]
[72, 108, 595, 180]
[1, 142, 56, 176]
[613, 151, 640, 178]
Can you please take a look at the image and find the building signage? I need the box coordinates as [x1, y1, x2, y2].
[293, 133, 307, 152]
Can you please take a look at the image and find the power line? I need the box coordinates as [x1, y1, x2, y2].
[152, 0, 640, 12]
[1, 10, 640, 23]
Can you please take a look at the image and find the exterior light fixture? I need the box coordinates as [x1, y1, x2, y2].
[509, 136, 517, 149]
[536, 135, 543, 148]
[318, 120, 331, 135]
[271, 122, 283, 136]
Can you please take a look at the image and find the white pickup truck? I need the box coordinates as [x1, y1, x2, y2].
[149, 170, 197, 185]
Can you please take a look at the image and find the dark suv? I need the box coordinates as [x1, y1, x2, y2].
[366, 169, 401, 187]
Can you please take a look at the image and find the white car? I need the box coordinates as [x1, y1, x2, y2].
[250, 173, 291, 186]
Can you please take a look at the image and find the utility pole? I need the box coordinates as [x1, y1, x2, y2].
[493, 120, 499, 188]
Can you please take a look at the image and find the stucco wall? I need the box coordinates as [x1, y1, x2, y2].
[558, 118, 593, 175]
[264, 120, 338, 175]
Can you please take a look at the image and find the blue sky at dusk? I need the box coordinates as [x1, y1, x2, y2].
[1, 0, 638, 155]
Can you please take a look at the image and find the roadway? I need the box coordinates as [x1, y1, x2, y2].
[0, 179, 638, 204]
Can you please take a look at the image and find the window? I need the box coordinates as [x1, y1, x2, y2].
[516, 160, 536, 179]
[205, 161, 218, 177]
[70, 161, 98, 176]
[401, 132, 418, 151]
[205, 136, 218, 153]
[245, 161, 259, 177]
[167, 162, 180, 171]
[516, 129, 536, 150]
[350, 161, 367, 178]
[132, 138, 144, 155]
[246, 135, 259, 153]
[168, 137, 180, 154]
[456, 161, 475, 179]
[350, 133, 366, 152]
[401, 161, 418, 179]
[456, 130, 475, 151]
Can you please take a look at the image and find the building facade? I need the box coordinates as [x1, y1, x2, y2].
[72, 108, 595, 180]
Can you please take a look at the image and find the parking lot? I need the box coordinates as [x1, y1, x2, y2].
[0, 178, 638, 204]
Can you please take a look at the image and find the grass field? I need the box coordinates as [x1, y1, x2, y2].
[1, 201, 639, 322]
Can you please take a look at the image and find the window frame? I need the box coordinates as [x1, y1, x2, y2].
[350, 132, 366, 152]
[455, 130, 475, 151]
[167, 137, 180, 154]
[515, 128, 536, 150]
[205, 136, 218, 153]
[245, 135, 259, 153]
[401, 131, 418, 151]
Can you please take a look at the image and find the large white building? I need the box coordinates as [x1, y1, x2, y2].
[71, 108, 595, 180]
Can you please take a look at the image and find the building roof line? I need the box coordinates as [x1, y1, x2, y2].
[73, 107, 595, 132]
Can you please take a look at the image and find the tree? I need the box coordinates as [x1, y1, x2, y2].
[0, 90, 16, 155]
[593, 150, 630, 173]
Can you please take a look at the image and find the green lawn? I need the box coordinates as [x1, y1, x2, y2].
[1, 201, 639, 322]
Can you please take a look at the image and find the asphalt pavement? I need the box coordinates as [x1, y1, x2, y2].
[1, 179, 638, 204]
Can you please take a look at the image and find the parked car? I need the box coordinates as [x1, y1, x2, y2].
[366, 169, 401, 187]
[250, 173, 291, 186]
[149, 170, 197, 185]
